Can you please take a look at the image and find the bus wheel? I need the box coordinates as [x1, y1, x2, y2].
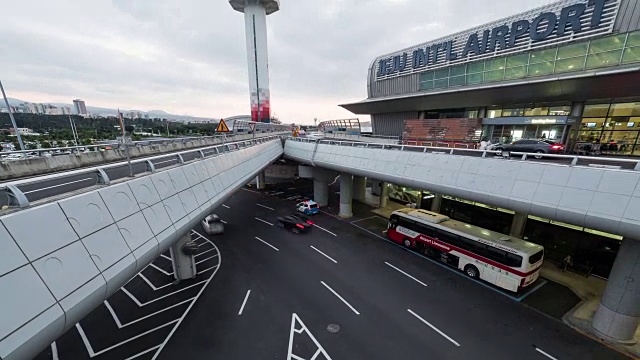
[464, 265, 479, 279]
[403, 239, 412, 248]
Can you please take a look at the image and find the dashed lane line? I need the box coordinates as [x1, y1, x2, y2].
[534, 347, 559, 360]
[222, 204, 230, 209]
[313, 224, 337, 237]
[255, 237, 279, 252]
[255, 217, 274, 226]
[320, 281, 360, 315]
[257, 203, 275, 210]
[238, 290, 251, 315]
[310, 246, 338, 264]
[384, 262, 428, 287]
[407, 309, 460, 347]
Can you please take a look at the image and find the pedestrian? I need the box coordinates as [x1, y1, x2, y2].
[560, 254, 572, 272]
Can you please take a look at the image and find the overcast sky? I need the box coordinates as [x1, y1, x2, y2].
[1, 0, 556, 124]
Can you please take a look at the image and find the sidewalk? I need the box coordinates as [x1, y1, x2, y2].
[327, 187, 639, 359]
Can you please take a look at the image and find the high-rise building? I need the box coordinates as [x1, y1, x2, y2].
[36, 103, 45, 114]
[73, 99, 88, 115]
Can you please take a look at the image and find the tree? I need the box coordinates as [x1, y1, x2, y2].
[41, 141, 52, 149]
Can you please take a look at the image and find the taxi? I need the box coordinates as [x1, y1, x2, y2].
[296, 200, 319, 215]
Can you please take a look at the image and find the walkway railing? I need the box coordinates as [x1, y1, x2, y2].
[286, 137, 640, 171]
[1, 135, 283, 209]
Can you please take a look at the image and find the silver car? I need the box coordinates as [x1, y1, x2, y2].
[201, 214, 224, 235]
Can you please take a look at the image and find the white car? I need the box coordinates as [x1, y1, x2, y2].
[201, 214, 224, 235]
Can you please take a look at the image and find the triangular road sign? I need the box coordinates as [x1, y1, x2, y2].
[249, 122, 257, 132]
[216, 119, 230, 133]
[287, 313, 332, 360]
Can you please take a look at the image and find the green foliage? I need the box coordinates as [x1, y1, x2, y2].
[0, 114, 218, 142]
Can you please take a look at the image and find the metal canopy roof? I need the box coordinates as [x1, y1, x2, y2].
[340, 67, 640, 114]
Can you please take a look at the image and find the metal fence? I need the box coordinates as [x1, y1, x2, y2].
[0, 135, 284, 209]
[287, 137, 640, 172]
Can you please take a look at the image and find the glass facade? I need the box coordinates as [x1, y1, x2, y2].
[418, 31, 640, 91]
[439, 196, 621, 278]
[577, 101, 640, 155]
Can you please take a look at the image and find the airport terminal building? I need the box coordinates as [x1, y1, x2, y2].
[341, 0, 640, 156]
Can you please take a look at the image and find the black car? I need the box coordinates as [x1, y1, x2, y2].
[276, 215, 311, 234]
[289, 213, 314, 226]
[495, 139, 565, 158]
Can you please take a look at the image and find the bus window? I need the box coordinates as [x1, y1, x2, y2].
[389, 215, 398, 229]
[505, 253, 524, 267]
[528, 250, 544, 264]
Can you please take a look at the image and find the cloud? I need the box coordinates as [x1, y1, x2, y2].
[0, 0, 556, 123]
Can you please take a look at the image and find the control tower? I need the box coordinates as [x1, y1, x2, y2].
[229, 0, 280, 123]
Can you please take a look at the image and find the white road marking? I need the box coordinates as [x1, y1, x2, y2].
[151, 230, 222, 360]
[255, 217, 274, 226]
[350, 216, 380, 223]
[104, 298, 193, 329]
[320, 281, 360, 315]
[350, 223, 387, 240]
[255, 236, 279, 251]
[138, 273, 174, 291]
[310, 246, 338, 264]
[149, 263, 173, 276]
[51, 342, 59, 360]
[195, 254, 219, 265]
[407, 309, 460, 347]
[122, 280, 207, 307]
[22, 177, 93, 194]
[535, 347, 559, 360]
[76, 320, 178, 357]
[195, 247, 216, 257]
[257, 203, 275, 210]
[238, 290, 251, 315]
[220, 219, 227, 224]
[197, 265, 219, 274]
[385, 262, 427, 287]
[313, 224, 337, 236]
[160, 254, 172, 261]
[222, 204, 230, 209]
[287, 313, 333, 360]
[125, 345, 161, 360]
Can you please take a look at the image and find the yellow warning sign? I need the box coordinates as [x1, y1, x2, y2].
[216, 119, 230, 133]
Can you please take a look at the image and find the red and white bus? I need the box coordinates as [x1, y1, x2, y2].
[387, 208, 544, 292]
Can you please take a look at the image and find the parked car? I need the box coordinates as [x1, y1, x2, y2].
[296, 200, 319, 215]
[276, 215, 311, 234]
[201, 214, 224, 235]
[494, 139, 565, 158]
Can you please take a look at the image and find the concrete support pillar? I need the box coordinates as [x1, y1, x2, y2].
[477, 107, 487, 118]
[430, 193, 442, 213]
[353, 176, 366, 202]
[510, 212, 528, 238]
[379, 181, 389, 208]
[592, 238, 640, 343]
[256, 171, 266, 190]
[314, 179, 329, 207]
[170, 233, 197, 281]
[339, 173, 353, 218]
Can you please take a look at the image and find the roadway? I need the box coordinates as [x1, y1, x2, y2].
[160, 189, 625, 359]
[31, 187, 627, 359]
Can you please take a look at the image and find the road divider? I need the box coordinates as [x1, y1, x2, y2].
[321, 281, 360, 315]
[257, 203, 275, 210]
[407, 309, 460, 347]
[238, 290, 251, 315]
[314, 224, 337, 236]
[255, 217, 274, 226]
[534, 347, 559, 360]
[384, 262, 427, 287]
[310, 246, 338, 264]
[255, 236, 279, 252]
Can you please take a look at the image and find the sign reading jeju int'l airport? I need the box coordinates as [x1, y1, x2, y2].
[375, 0, 622, 80]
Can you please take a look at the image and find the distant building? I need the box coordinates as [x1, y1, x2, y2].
[73, 99, 88, 115]
[36, 103, 45, 114]
[45, 107, 61, 115]
[61, 106, 72, 115]
[24, 103, 38, 114]
[9, 128, 40, 136]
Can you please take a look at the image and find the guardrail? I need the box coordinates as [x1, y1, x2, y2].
[1, 135, 284, 209]
[0, 129, 290, 158]
[286, 137, 640, 171]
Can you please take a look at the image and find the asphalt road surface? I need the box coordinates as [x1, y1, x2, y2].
[31, 187, 628, 360]
[159, 189, 626, 360]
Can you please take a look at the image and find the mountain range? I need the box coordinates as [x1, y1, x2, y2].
[1, 97, 217, 122]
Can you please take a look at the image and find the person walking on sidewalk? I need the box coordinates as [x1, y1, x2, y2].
[560, 254, 573, 272]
